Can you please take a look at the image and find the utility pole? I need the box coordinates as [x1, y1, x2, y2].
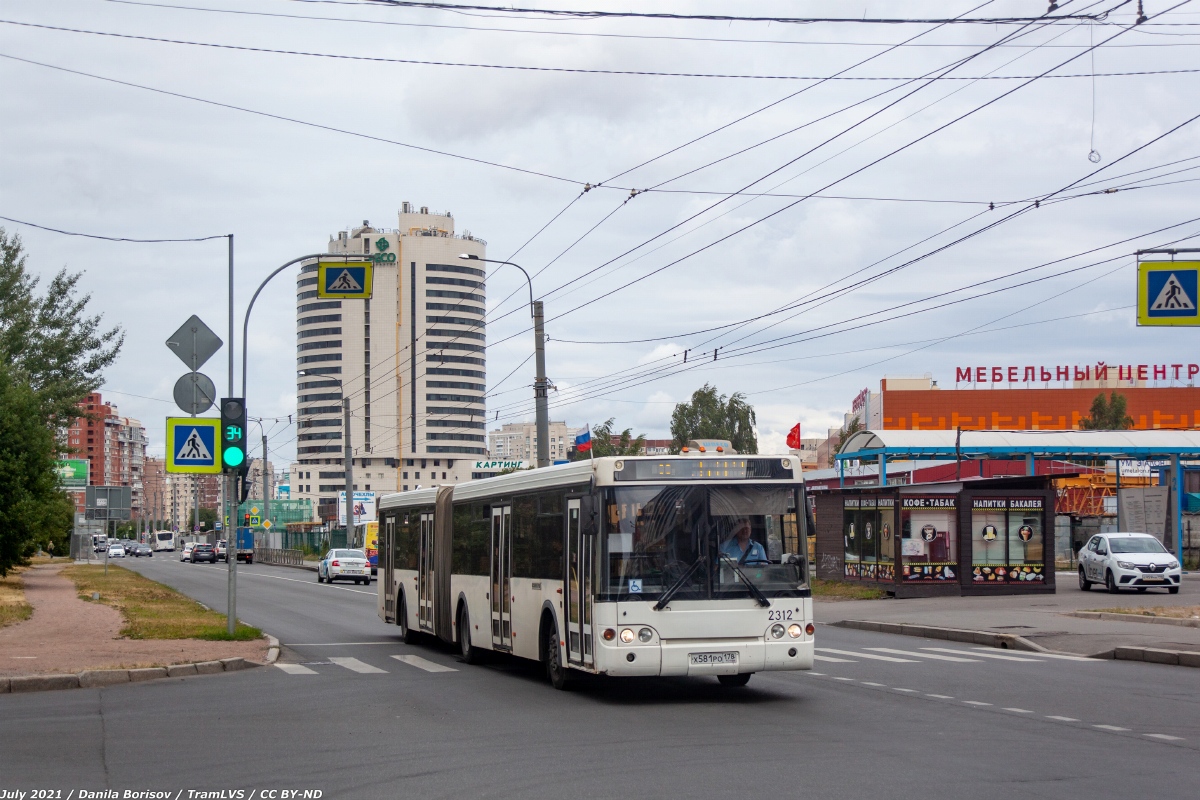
[532, 300, 550, 469]
[262, 432, 269, 533]
[226, 233, 237, 639]
[344, 396, 354, 547]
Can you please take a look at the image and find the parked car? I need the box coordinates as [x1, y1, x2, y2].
[1079, 532, 1181, 594]
[93, 535, 109, 553]
[317, 549, 372, 585]
[214, 540, 228, 562]
[106, 544, 126, 558]
[179, 542, 197, 562]
[190, 543, 217, 564]
[132, 543, 153, 558]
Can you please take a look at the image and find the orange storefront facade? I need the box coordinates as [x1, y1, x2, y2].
[881, 387, 1200, 431]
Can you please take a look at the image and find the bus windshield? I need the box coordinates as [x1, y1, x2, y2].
[156, 532, 174, 542]
[601, 485, 806, 601]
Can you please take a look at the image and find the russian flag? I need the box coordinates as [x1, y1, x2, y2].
[574, 429, 592, 452]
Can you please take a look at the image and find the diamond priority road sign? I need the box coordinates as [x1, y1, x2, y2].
[166, 417, 222, 474]
[317, 260, 373, 299]
[1138, 261, 1200, 326]
[166, 315, 223, 370]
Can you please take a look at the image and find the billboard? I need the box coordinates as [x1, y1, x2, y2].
[364, 521, 379, 564]
[56, 459, 88, 489]
[338, 491, 376, 526]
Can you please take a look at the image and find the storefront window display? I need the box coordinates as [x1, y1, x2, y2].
[970, 497, 1045, 584]
[900, 496, 957, 582]
[841, 496, 896, 581]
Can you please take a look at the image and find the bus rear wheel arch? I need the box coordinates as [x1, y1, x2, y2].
[457, 601, 482, 665]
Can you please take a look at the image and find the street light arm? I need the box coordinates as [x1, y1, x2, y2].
[459, 253, 534, 314]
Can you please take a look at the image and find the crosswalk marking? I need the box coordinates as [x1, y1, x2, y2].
[275, 663, 317, 675]
[813, 654, 856, 663]
[922, 647, 1041, 662]
[968, 647, 1096, 662]
[817, 648, 918, 663]
[391, 655, 458, 673]
[330, 657, 388, 674]
[865, 647, 982, 663]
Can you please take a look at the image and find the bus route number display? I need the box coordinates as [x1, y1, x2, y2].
[613, 458, 793, 481]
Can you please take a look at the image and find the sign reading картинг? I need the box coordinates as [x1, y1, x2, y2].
[953, 362, 1200, 385]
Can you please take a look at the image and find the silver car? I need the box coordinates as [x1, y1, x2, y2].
[317, 549, 372, 585]
[1078, 532, 1182, 594]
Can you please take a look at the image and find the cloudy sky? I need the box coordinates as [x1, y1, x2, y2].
[3, 0, 1199, 462]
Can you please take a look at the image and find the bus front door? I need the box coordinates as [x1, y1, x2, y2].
[418, 512, 434, 632]
[383, 516, 396, 622]
[490, 505, 512, 650]
[565, 498, 594, 666]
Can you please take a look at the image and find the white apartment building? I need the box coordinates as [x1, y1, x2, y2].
[294, 205, 488, 512]
[488, 421, 574, 463]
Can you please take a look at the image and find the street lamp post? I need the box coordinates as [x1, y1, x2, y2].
[459, 254, 550, 469]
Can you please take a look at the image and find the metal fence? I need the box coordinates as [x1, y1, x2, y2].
[255, 548, 306, 567]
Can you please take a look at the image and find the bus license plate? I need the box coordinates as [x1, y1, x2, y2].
[689, 652, 738, 666]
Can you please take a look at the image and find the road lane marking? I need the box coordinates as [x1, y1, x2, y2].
[144, 562, 376, 596]
[969, 647, 1096, 662]
[807, 672, 825, 676]
[391, 655, 458, 673]
[831, 677, 855, 682]
[1093, 725, 1130, 731]
[962, 701, 992, 706]
[892, 688, 916, 692]
[1144, 734, 1184, 741]
[813, 655, 856, 663]
[817, 648, 918, 663]
[922, 647, 1041, 662]
[926, 694, 954, 699]
[1003, 708, 1033, 713]
[861, 682, 885, 687]
[330, 657, 388, 674]
[865, 647, 981, 663]
[275, 664, 318, 675]
[1046, 716, 1080, 722]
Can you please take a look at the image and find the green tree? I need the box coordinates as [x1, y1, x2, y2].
[828, 418, 864, 467]
[569, 418, 646, 460]
[0, 228, 124, 425]
[1080, 392, 1133, 430]
[669, 384, 758, 454]
[0, 364, 74, 575]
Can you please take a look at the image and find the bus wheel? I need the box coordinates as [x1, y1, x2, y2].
[458, 606, 481, 665]
[545, 621, 571, 690]
[718, 673, 752, 687]
[398, 595, 418, 645]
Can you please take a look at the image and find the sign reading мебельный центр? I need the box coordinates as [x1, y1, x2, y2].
[1138, 261, 1200, 326]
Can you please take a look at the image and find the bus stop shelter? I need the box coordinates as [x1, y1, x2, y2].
[835, 429, 1200, 564]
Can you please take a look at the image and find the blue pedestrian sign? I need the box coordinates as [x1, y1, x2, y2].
[165, 417, 222, 474]
[318, 260, 373, 299]
[1138, 261, 1200, 326]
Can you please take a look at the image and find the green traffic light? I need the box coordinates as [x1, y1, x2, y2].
[223, 447, 245, 467]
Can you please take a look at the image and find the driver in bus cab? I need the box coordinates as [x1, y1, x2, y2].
[720, 518, 768, 565]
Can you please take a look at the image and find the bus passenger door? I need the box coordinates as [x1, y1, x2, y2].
[490, 505, 512, 650]
[566, 498, 593, 666]
[418, 512, 435, 632]
[384, 516, 396, 622]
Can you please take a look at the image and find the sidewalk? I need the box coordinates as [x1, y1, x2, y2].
[815, 572, 1200, 657]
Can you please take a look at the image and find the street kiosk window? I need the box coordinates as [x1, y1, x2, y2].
[970, 497, 1045, 584]
[900, 497, 957, 582]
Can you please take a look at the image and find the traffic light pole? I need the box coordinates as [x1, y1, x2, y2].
[227, 234, 237, 639]
[344, 397, 354, 546]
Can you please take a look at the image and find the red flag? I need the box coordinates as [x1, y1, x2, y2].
[786, 423, 802, 450]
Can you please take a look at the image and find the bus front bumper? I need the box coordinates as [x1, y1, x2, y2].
[595, 638, 814, 677]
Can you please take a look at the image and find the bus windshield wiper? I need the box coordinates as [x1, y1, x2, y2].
[720, 555, 772, 608]
[653, 556, 704, 610]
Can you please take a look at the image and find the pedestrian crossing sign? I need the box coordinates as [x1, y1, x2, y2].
[166, 417, 222, 474]
[318, 260, 373, 299]
[1138, 261, 1200, 326]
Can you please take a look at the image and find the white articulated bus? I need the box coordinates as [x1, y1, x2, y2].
[377, 454, 814, 689]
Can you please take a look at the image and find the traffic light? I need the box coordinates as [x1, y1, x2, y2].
[220, 397, 248, 474]
[243, 513, 251, 526]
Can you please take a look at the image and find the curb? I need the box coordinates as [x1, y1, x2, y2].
[264, 634, 280, 665]
[1110, 646, 1200, 668]
[1070, 610, 1200, 628]
[831, 619, 1049, 653]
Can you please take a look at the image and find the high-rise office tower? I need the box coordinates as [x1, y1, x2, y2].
[294, 205, 487, 512]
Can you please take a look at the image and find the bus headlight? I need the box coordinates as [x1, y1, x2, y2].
[770, 624, 786, 639]
[787, 623, 803, 638]
[620, 628, 635, 643]
[638, 627, 653, 643]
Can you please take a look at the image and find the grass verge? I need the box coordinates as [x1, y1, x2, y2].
[1087, 604, 1200, 619]
[0, 569, 33, 628]
[811, 578, 889, 601]
[61, 564, 262, 641]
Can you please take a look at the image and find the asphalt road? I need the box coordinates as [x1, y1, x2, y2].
[1, 555, 1196, 799]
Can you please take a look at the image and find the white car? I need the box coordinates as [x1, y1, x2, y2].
[1078, 532, 1182, 594]
[106, 544, 126, 558]
[317, 549, 372, 585]
[179, 542, 197, 562]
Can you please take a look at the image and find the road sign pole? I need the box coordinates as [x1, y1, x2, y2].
[344, 397, 354, 545]
[227, 234, 237, 639]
